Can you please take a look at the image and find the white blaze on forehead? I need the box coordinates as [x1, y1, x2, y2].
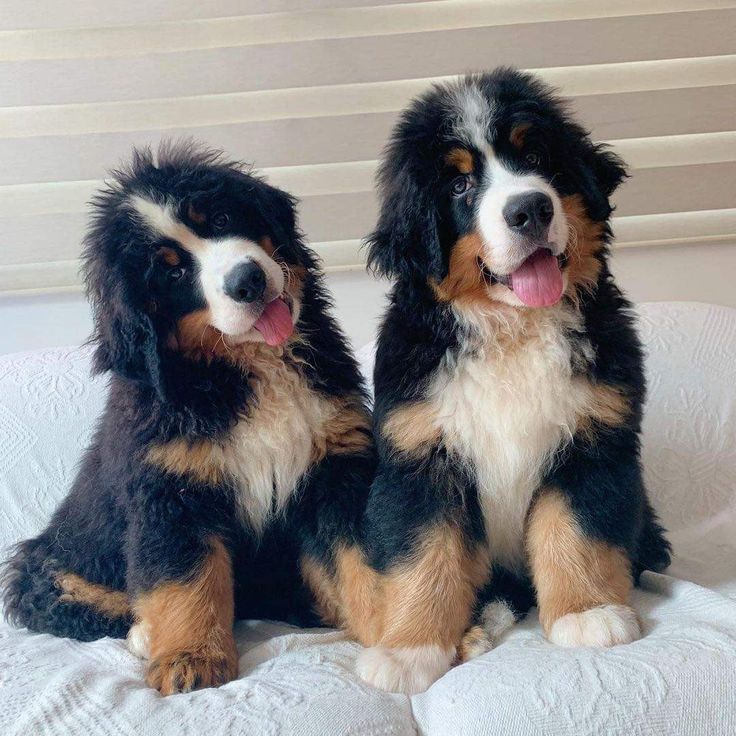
[129, 194, 285, 338]
[451, 81, 494, 155]
[129, 195, 203, 253]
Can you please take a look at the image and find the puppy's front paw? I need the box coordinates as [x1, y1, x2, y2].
[147, 644, 238, 695]
[548, 604, 640, 648]
[356, 644, 454, 695]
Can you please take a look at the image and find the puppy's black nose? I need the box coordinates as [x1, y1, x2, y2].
[503, 191, 554, 240]
[224, 261, 267, 303]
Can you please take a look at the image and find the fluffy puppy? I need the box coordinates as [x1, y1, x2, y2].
[2, 143, 375, 695]
[353, 69, 671, 694]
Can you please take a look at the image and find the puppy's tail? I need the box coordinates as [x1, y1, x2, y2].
[458, 567, 535, 663]
[2, 537, 132, 641]
[633, 499, 672, 582]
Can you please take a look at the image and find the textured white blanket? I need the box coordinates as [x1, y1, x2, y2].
[1, 302, 735, 736]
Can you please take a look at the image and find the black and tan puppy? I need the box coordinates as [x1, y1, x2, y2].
[352, 69, 671, 694]
[2, 143, 374, 695]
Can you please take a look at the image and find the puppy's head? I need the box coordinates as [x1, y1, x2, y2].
[83, 142, 307, 395]
[367, 69, 626, 311]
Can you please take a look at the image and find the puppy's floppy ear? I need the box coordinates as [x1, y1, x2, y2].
[576, 141, 628, 222]
[366, 161, 445, 282]
[82, 203, 165, 399]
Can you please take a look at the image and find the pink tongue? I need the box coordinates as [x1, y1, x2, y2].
[253, 297, 294, 346]
[510, 249, 563, 307]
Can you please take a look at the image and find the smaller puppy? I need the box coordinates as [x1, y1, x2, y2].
[353, 69, 671, 694]
[2, 143, 375, 695]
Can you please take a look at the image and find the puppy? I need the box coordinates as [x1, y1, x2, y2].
[2, 143, 375, 695]
[353, 69, 671, 694]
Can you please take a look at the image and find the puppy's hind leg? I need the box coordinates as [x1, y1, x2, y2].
[2, 537, 132, 641]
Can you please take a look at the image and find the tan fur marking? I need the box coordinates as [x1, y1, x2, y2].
[174, 308, 224, 360]
[575, 380, 631, 439]
[145, 438, 226, 486]
[510, 122, 532, 149]
[173, 298, 305, 367]
[562, 195, 606, 301]
[300, 556, 342, 625]
[431, 232, 489, 306]
[157, 246, 181, 267]
[526, 489, 632, 632]
[135, 538, 238, 695]
[57, 573, 131, 619]
[335, 546, 383, 644]
[173, 309, 296, 366]
[457, 624, 492, 662]
[382, 401, 441, 457]
[314, 397, 372, 460]
[377, 526, 490, 649]
[187, 203, 206, 224]
[445, 147, 474, 174]
[300, 546, 382, 643]
[259, 236, 276, 256]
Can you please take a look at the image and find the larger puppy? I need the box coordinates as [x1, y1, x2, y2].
[355, 70, 671, 694]
[2, 144, 374, 695]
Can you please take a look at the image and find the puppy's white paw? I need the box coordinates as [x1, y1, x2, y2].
[548, 604, 640, 648]
[356, 644, 454, 695]
[126, 621, 151, 659]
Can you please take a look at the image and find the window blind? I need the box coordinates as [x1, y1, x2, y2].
[1, 0, 734, 294]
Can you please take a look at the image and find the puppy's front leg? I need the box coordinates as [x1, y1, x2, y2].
[357, 522, 489, 695]
[354, 458, 489, 695]
[126, 472, 238, 695]
[527, 482, 639, 648]
[134, 538, 238, 695]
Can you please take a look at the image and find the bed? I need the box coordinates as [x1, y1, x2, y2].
[1, 301, 735, 736]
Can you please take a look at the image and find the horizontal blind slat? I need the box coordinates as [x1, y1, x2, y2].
[0, 1, 413, 31]
[2, 11, 735, 111]
[2, 132, 733, 218]
[3, 1, 734, 61]
[2, 80, 735, 186]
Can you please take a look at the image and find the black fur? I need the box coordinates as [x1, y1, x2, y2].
[363, 69, 670, 627]
[2, 142, 374, 644]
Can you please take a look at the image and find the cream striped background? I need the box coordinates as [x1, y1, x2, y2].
[1, 0, 735, 297]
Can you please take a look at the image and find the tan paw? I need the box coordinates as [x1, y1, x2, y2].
[146, 644, 238, 695]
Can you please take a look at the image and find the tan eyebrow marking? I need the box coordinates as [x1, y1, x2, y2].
[444, 147, 474, 174]
[157, 246, 181, 266]
[259, 236, 276, 257]
[510, 123, 532, 149]
[187, 203, 207, 224]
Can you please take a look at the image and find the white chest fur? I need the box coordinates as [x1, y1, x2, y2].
[220, 353, 330, 532]
[429, 308, 593, 570]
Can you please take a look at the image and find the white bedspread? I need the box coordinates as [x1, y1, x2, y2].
[1, 301, 735, 736]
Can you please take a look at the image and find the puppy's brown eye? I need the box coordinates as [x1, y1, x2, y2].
[168, 266, 186, 282]
[525, 152, 540, 166]
[212, 212, 229, 230]
[450, 176, 472, 197]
